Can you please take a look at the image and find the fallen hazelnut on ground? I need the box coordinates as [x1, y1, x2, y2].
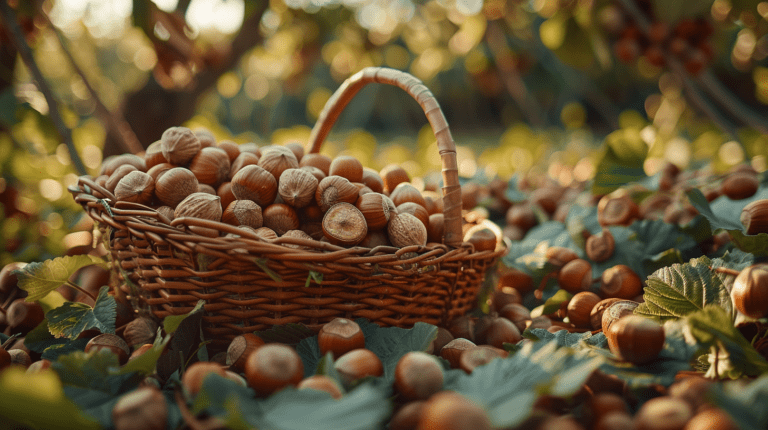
[601, 300, 639, 348]
[721, 171, 759, 200]
[730, 263, 768, 319]
[440, 338, 476, 369]
[394, 351, 444, 401]
[590, 298, 623, 331]
[567, 291, 602, 329]
[586, 228, 615, 262]
[85, 333, 131, 365]
[558, 259, 593, 293]
[297, 375, 343, 399]
[608, 315, 665, 365]
[633, 396, 692, 430]
[122, 317, 158, 348]
[334, 348, 383, 385]
[112, 386, 167, 430]
[459, 346, 506, 374]
[415, 391, 492, 430]
[545, 246, 579, 269]
[600, 264, 642, 299]
[226, 333, 265, 373]
[389, 401, 426, 430]
[684, 407, 738, 430]
[245, 344, 304, 397]
[740, 199, 768, 235]
[597, 193, 639, 227]
[318, 318, 365, 359]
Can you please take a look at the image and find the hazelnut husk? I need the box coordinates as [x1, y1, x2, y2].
[161, 126, 202, 166]
[231, 164, 277, 207]
[114, 171, 155, 205]
[222, 200, 263, 229]
[155, 167, 199, 208]
[278, 168, 319, 208]
[322, 202, 367, 246]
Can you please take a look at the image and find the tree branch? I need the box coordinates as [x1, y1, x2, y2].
[0, 1, 87, 174]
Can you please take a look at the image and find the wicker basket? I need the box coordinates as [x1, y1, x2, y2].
[70, 67, 506, 348]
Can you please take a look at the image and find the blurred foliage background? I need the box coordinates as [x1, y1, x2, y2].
[0, 0, 766, 264]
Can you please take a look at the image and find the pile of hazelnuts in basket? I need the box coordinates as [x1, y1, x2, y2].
[95, 126, 497, 251]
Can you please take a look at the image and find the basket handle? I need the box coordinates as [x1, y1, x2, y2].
[307, 67, 462, 247]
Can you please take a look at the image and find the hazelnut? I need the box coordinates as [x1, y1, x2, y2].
[193, 127, 216, 148]
[545, 246, 579, 269]
[397, 202, 429, 231]
[318, 318, 365, 359]
[601, 300, 640, 349]
[361, 167, 384, 194]
[481, 317, 521, 348]
[721, 171, 759, 200]
[388, 213, 427, 248]
[322, 202, 367, 246]
[114, 171, 155, 205]
[498, 303, 531, 332]
[226, 333, 265, 372]
[26, 359, 52, 373]
[128, 344, 154, 362]
[359, 230, 390, 248]
[174, 192, 222, 222]
[146, 162, 176, 184]
[586, 228, 615, 262]
[244, 343, 304, 396]
[123, 317, 158, 347]
[505, 203, 537, 232]
[583, 392, 629, 427]
[9, 349, 31, 367]
[590, 298, 623, 330]
[217, 182, 236, 210]
[389, 183, 427, 209]
[439, 338, 476, 369]
[558, 258, 593, 293]
[278, 168, 319, 208]
[597, 193, 640, 226]
[231, 164, 277, 207]
[394, 352, 444, 401]
[447, 315, 475, 341]
[160, 126, 201, 166]
[155, 167, 199, 208]
[463, 225, 498, 252]
[380, 164, 410, 194]
[297, 375, 343, 399]
[229, 152, 260, 180]
[633, 396, 692, 430]
[731, 263, 768, 319]
[459, 346, 507, 374]
[281, 229, 315, 249]
[356, 193, 397, 230]
[740, 199, 768, 235]
[329, 155, 363, 183]
[7, 299, 45, 331]
[608, 315, 665, 364]
[189, 147, 231, 187]
[285, 142, 304, 162]
[315, 175, 359, 212]
[600, 265, 642, 299]
[390, 401, 426, 430]
[258, 146, 299, 181]
[105, 164, 139, 193]
[222, 200, 263, 229]
[497, 269, 534, 295]
[489, 288, 521, 313]
[262, 203, 300, 236]
[301, 165, 326, 182]
[112, 386, 167, 430]
[85, 333, 131, 365]
[299, 153, 331, 175]
[181, 362, 227, 397]
[567, 291, 602, 329]
[426, 213, 444, 244]
[333, 348, 383, 385]
[217, 140, 241, 163]
[101, 153, 146, 176]
[416, 391, 492, 430]
[684, 408, 738, 430]
[253, 227, 278, 240]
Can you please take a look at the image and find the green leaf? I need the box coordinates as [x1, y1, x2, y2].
[253, 258, 282, 283]
[41, 339, 91, 361]
[634, 256, 734, 322]
[119, 334, 170, 376]
[157, 300, 206, 381]
[0, 367, 101, 430]
[16, 255, 108, 302]
[684, 305, 768, 378]
[52, 349, 142, 394]
[540, 289, 572, 316]
[710, 374, 768, 430]
[46, 286, 117, 339]
[504, 175, 526, 203]
[592, 129, 648, 195]
[523, 328, 608, 350]
[315, 352, 345, 390]
[444, 340, 602, 428]
[305, 270, 323, 288]
[163, 300, 205, 334]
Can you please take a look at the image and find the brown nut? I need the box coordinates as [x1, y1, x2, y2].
[161, 126, 202, 166]
[322, 202, 367, 246]
[105, 164, 139, 193]
[262, 203, 300, 236]
[389, 182, 427, 209]
[600, 265, 642, 299]
[394, 351, 444, 401]
[114, 171, 155, 205]
[318, 318, 365, 359]
[278, 168, 319, 208]
[388, 212, 427, 248]
[258, 146, 299, 181]
[144, 140, 167, 169]
[189, 147, 231, 187]
[380, 164, 410, 195]
[181, 361, 227, 397]
[229, 152, 260, 180]
[174, 192, 223, 221]
[155, 167, 199, 208]
[558, 258, 593, 293]
[244, 343, 304, 397]
[123, 317, 158, 348]
[112, 386, 167, 430]
[567, 291, 602, 329]
[222, 200, 263, 228]
[740, 199, 768, 235]
[333, 348, 383, 385]
[602, 300, 640, 350]
[329, 155, 363, 183]
[361, 167, 384, 194]
[608, 315, 665, 365]
[217, 140, 241, 163]
[731, 263, 768, 319]
[315, 175, 359, 212]
[357, 192, 396, 230]
[299, 153, 331, 175]
[85, 333, 131, 365]
[722, 171, 759, 200]
[597, 193, 640, 227]
[416, 391, 492, 430]
[590, 298, 623, 330]
[231, 164, 277, 207]
[586, 228, 615, 262]
[226, 333, 265, 373]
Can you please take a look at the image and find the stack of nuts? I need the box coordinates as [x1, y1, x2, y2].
[94, 126, 497, 250]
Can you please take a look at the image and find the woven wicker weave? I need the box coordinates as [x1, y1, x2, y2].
[70, 67, 505, 348]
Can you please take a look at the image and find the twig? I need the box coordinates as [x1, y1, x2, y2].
[42, 11, 144, 155]
[698, 70, 768, 135]
[0, 1, 87, 175]
[65, 280, 97, 302]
